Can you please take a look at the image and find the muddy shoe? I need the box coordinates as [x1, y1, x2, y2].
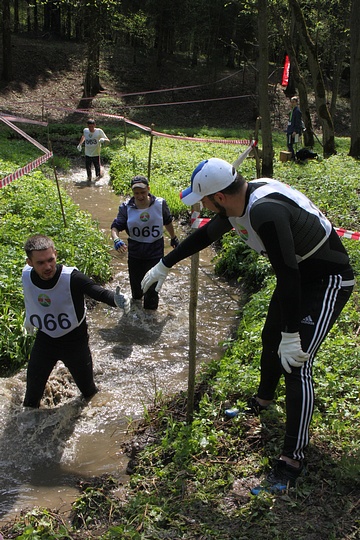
[245, 395, 270, 416]
[251, 459, 305, 495]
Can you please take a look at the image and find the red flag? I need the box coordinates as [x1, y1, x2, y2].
[282, 55, 290, 87]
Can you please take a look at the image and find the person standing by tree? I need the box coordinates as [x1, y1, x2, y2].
[286, 96, 302, 160]
[22, 235, 130, 408]
[141, 158, 354, 493]
[77, 118, 109, 183]
[111, 175, 179, 311]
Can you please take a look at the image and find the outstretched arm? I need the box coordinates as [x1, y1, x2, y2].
[141, 215, 232, 292]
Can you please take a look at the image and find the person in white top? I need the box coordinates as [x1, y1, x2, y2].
[77, 118, 109, 183]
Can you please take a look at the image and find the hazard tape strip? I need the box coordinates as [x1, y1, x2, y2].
[0, 151, 53, 189]
[334, 228, 360, 241]
[191, 212, 360, 241]
[152, 131, 252, 145]
[0, 115, 49, 153]
[44, 104, 252, 144]
[0, 115, 53, 189]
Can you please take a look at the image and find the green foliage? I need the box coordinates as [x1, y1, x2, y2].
[9, 507, 72, 539]
[109, 133, 258, 218]
[2, 124, 360, 538]
[71, 477, 123, 530]
[214, 230, 273, 289]
[0, 153, 112, 373]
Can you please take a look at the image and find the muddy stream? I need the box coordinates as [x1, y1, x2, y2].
[0, 168, 241, 526]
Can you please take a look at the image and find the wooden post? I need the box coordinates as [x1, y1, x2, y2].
[123, 118, 127, 147]
[147, 124, 155, 181]
[253, 117, 261, 178]
[47, 133, 67, 228]
[186, 203, 200, 424]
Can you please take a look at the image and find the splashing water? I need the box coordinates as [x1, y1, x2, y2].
[0, 168, 241, 523]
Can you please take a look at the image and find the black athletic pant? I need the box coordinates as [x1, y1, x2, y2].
[258, 274, 354, 461]
[23, 329, 97, 408]
[286, 134, 296, 160]
[128, 256, 161, 310]
[85, 155, 101, 180]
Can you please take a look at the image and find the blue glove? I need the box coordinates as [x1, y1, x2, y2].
[114, 286, 130, 314]
[171, 236, 179, 248]
[114, 238, 126, 250]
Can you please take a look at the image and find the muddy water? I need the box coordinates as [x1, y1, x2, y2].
[0, 168, 241, 525]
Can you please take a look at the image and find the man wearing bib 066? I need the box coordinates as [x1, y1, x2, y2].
[110, 175, 179, 310]
[22, 235, 130, 408]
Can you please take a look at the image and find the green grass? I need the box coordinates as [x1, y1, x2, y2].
[0, 131, 112, 373]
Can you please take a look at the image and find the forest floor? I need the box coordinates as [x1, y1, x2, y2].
[0, 34, 351, 136]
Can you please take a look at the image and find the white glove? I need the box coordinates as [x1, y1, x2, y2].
[114, 286, 131, 314]
[77, 144, 82, 152]
[23, 318, 36, 336]
[278, 332, 310, 373]
[99, 138, 105, 144]
[141, 260, 170, 293]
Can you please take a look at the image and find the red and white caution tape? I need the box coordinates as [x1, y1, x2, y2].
[0, 114, 53, 189]
[334, 228, 360, 241]
[0, 151, 53, 189]
[191, 212, 360, 241]
[191, 212, 210, 229]
[232, 140, 257, 168]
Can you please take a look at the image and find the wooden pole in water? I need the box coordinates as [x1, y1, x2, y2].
[186, 203, 200, 424]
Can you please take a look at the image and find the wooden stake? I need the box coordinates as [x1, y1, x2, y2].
[147, 124, 155, 181]
[186, 203, 200, 423]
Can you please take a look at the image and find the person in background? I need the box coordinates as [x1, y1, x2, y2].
[141, 158, 354, 493]
[286, 96, 302, 160]
[111, 175, 179, 311]
[22, 234, 130, 408]
[77, 118, 110, 183]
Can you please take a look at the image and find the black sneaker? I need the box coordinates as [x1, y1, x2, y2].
[251, 459, 305, 495]
[245, 395, 270, 416]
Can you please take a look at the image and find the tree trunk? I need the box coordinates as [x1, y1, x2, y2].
[33, 0, 38, 36]
[257, 0, 273, 177]
[14, 0, 19, 33]
[289, 0, 336, 157]
[2, 0, 12, 81]
[349, 0, 360, 157]
[82, 42, 103, 100]
[271, 5, 314, 147]
[329, 48, 345, 121]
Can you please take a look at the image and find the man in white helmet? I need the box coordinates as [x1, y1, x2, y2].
[141, 157, 354, 494]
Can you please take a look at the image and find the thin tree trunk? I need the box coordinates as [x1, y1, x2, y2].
[349, 0, 360, 157]
[2, 0, 12, 81]
[258, 0, 273, 177]
[271, 4, 314, 147]
[289, 0, 335, 157]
